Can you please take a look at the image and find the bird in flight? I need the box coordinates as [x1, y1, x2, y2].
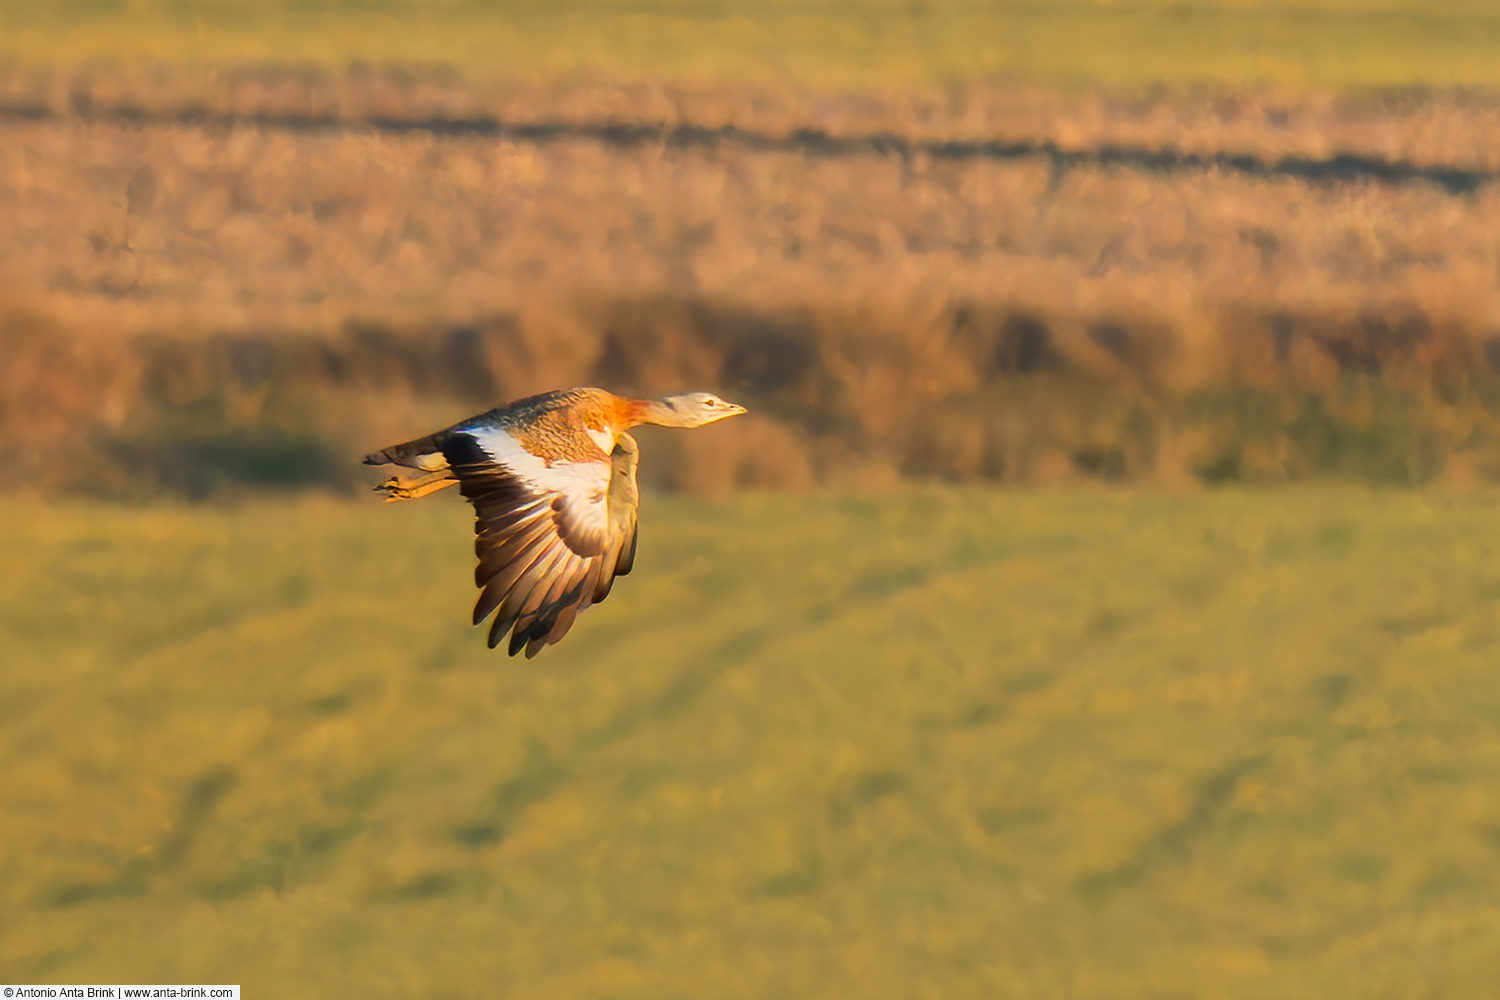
[364, 388, 746, 658]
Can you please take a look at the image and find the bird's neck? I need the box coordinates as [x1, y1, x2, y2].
[622, 398, 697, 428]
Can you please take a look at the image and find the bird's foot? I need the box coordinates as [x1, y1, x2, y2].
[374, 472, 458, 502]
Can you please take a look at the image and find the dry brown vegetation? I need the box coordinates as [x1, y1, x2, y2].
[6, 65, 1500, 494]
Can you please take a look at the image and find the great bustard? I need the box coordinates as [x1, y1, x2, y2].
[364, 388, 746, 657]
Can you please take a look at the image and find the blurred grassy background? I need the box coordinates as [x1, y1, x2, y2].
[5, 487, 1500, 996]
[7, 2, 1500, 494]
[6, 0, 1500, 995]
[4, 0, 1500, 89]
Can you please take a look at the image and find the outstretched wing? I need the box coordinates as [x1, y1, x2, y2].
[443, 427, 639, 658]
[602, 432, 640, 592]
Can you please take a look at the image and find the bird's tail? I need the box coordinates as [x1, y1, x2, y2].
[364, 431, 457, 502]
[362, 431, 450, 471]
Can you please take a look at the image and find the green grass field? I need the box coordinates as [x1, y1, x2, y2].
[4, 486, 1500, 996]
[4, 0, 1500, 89]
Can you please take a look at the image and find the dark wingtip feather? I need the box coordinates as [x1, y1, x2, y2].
[594, 575, 616, 603]
[616, 527, 639, 577]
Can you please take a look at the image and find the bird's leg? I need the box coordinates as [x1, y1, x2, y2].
[374, 469, 459, 502]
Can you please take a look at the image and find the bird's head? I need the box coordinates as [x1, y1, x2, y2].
[659, 392, 748, 427]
